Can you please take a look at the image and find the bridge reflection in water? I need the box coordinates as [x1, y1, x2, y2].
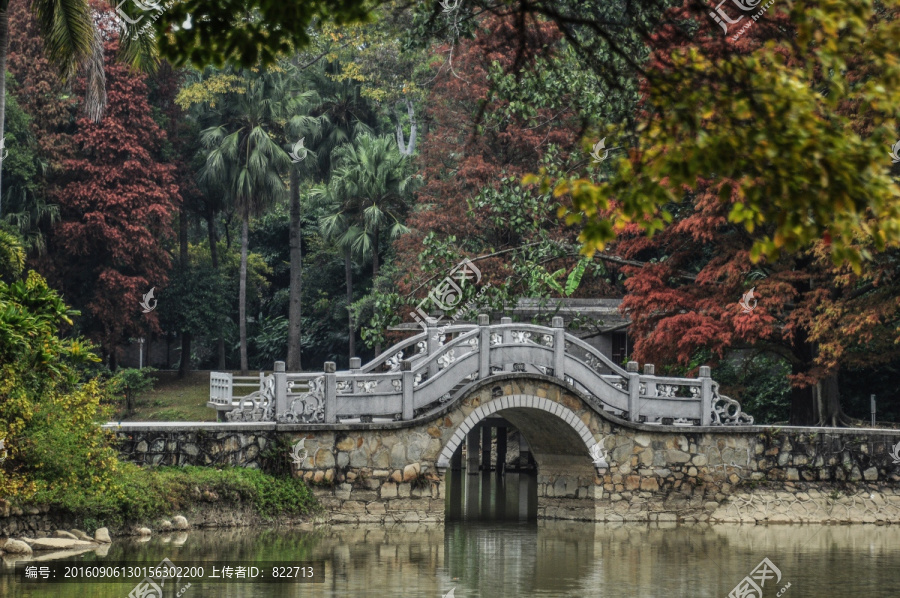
[445, 470, 537, 522]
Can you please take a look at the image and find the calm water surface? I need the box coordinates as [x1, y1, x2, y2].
[3, 472, 899, 597]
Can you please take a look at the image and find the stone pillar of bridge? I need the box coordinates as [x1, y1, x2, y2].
[481, 425, 492, 471]
[496, 426, 507, 475]
[450, 443, 463, 470]
[466, 425, 480, 474]
[349, 357, 361, 372]
[519, 432, 531, 469]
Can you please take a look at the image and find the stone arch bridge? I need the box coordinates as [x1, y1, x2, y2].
[109, 317, 900, 524]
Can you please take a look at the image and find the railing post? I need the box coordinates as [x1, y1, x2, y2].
[500, 316, 512, 371]
[699, 365, 712, 426]
[401, 360, 414, 420]
[349, 357, 361, 372]
[552, 316, 565, 380]
[427, 321, 441, 379]
[643, 363, 656, 399]
[273, 361, 287, 421]
[627, 361, 640, 422]
[478, 314, 491, 379]
[259, 370, 265, 392]
[324, 361, 337, 424]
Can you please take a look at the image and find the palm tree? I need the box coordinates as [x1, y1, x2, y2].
[310, 180, 362, 361]
[313, 133, 417, 358]
[197, 68, 292, 374]
[329, 134, 416, 281]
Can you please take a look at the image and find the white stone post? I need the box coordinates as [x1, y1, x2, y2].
[500, 316, 512, 371]
[699, 365, 712, 426]
[478, 314, 491, 379]
[401, 360, 414, 420]
[552, 316, 565, 380]
[273, 361, 287, 421]
[349, 357, 361, 372]
[643, 363, 656, 399]
[627, 361, 640, 422]
[427, 321, 441, 380]
[324, 361, 337, 424]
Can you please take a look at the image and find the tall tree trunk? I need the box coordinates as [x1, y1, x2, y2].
[394, 99, 417, 156]
[345, 251, 355, 361]
[372, 230, 381, 356]
[207, 213, 226, 370]
[287, 168, 303, 371]
[0, 9, 9, 216]
[178, 208, 191, 377]
[789, 331, 851, 426]
[239, 208, 250, 374]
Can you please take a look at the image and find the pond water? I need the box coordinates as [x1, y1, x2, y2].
[3, 472, 900, 597]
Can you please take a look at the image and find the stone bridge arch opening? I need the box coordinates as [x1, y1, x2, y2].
[438, 384, 603, 521]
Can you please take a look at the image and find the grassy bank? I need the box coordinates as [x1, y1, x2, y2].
[14, 463, 320, 530]
[114, 370, 215, 422]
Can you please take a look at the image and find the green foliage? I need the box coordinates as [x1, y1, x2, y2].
[714, 356, 792, 425]
[146, 0, 374, 69]
[546, 1, 900, 271]
[25, 464, 319, 526]
[108, 368, 157, 413]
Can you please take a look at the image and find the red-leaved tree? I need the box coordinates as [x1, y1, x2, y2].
[42, 23, 179, 365]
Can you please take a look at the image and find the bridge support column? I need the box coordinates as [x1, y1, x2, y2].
[451, 444, 463, 470]
[496, 427, 507, 474]
[519, 432, 531, 469]
[482, 425, 492, 471]
[466, 427, 480, 474]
